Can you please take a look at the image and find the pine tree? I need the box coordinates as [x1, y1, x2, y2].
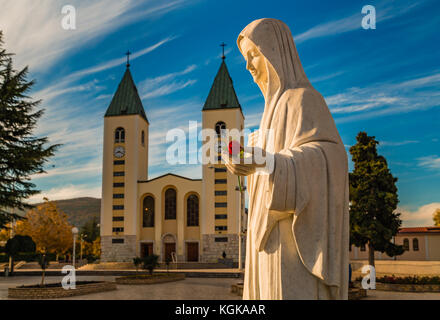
[349, 132, 404, 267]
[0, 31, 59, 228]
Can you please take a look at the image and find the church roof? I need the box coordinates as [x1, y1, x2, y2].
[203, 59, 241, 111]
[138, 173, 202, 183]
[105, 68, 148, 123]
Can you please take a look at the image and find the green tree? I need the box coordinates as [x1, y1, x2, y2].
[349, 132, 404, 267]
[433, 209, 440, 227]
[80, 216, 100, 243]
[142, 254, 159, 275]
[0, 31, 59, 228]
[5, 235, 36, 273]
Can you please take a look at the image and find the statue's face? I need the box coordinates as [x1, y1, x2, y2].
[240, 37, 267, 85]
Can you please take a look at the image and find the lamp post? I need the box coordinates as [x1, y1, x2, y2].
[72, 227, 78, 268]
[236, 184, 246, 271]
[8, 217, 15, 272]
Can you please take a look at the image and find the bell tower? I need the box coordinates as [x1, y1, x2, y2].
[100, 60, 149, 262]
[201, 54, 244, 263]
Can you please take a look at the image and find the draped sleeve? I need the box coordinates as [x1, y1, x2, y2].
[254, 88, 349, 296]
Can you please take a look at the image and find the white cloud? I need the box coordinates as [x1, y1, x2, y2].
[27, 185, 102, 204]
[139, 65, 198, 99]
[0, 0, 187, 72]
[141, 99, 202, 168]
[294, 1, 422, 43]
[325, 71, 440, 122]
[244, 111, 263, 129]
[380, 140, 419, 147]
[142, 80, 197, 99]
[31, 157, 102, 180]
[295, 12, 361, 43]
[69, 37, 177, 80]
[398, 203, 440, 227]
[0, 1, 192, 201]
[309, 71, 344, 83]
[140, 65, 196, 89]
[417, 156, 440, 170]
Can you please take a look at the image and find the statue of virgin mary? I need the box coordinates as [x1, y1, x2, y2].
[225, 18, 349, 300]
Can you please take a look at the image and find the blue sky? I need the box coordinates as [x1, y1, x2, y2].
[0, 0, 439, 226]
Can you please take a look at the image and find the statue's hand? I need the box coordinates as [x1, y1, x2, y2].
[222, 147, 266, 176]
[224, 160, 257, 176]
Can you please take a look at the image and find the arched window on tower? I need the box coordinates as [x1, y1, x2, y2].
[141, 130, 145, 146]
[165, 188, 176, 220]
[413, 238, 419, 251]
[215, 121, 226, 137]
[187, 194, 199, 227]
[403, 238, 409, 251]
[115, 127, 125, 143]
[143, 196, 154, 227]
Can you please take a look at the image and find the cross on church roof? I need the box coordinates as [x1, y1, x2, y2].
[220, 42, 227, 60]
[126, 50, 131, 68]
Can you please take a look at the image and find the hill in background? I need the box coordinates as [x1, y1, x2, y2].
[18, 197, 101, 229]
[54, 197, 101, 228]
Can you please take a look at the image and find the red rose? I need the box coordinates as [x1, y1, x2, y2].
[228, 141, 243, 156]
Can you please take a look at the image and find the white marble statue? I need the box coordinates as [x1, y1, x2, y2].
[224, 18, 349, 300]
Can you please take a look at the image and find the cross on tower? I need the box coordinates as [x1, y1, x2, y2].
[126, 50, 131, 68]
[220, 42, 227, 60]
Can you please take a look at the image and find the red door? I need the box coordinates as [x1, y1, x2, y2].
[186, 243, 199, 262]
[141, 243, 153, 257]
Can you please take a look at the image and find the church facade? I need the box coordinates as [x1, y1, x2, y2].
[100, 57, 246, 263]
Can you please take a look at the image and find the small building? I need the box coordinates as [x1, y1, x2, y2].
[350, 226, 440, 261]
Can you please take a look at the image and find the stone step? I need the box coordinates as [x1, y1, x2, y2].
[230, 282, 243, 297]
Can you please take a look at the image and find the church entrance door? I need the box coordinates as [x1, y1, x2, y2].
[164, 243, 176, 262]
[141, 243, 153, 258]
[186, 242, 199, 262]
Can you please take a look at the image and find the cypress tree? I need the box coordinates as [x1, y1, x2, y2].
[349, 132, 404, 267]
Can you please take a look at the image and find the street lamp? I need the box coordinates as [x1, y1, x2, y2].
[235, 185, 246, 271]
[72, 227, 78, 268]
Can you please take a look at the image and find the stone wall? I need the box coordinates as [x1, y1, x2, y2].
[101, 235, 137, 262]
[201, 234, 244, 263]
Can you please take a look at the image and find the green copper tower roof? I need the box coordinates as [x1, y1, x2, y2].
[105, 68, 148, 123]
[203, 59, 241, 111]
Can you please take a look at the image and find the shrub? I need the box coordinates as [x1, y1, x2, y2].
[378, 275, 440, 285]
[356, 275, 440, 285]
[142, 254, 159, 275]
[133, 257, 142, 272]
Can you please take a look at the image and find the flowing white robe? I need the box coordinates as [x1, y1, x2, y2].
[237, 18, 349, 300]
[243, 88, 349, 300]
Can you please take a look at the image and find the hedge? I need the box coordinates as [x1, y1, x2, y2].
[356, 275, 440, 285]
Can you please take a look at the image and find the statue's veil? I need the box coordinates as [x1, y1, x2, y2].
[237, 18, 313, 151]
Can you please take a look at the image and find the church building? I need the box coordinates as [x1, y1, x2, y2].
[100, 55, 245, 263]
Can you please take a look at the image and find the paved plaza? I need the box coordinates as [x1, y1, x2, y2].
[1, 275, 440, 300]
[0, 275, 241, 300]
